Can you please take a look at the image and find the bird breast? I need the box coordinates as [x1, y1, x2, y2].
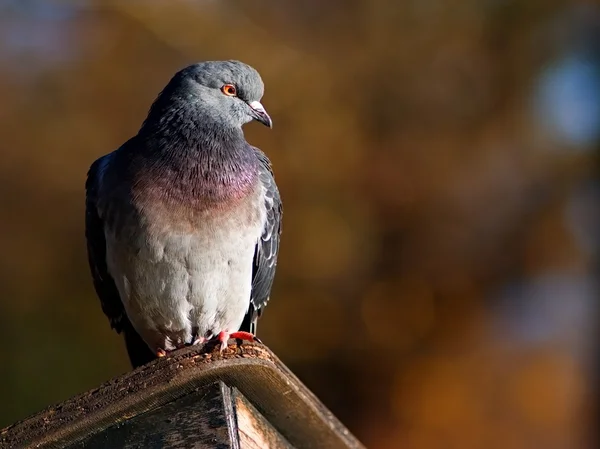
[103, 176, 267, 352]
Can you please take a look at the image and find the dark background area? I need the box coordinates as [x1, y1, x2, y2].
[0, 1, 597, 448]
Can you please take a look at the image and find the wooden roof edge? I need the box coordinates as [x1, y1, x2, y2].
[0, 342, 365, 449]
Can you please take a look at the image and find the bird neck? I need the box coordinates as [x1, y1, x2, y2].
[136, 122, 258, 205]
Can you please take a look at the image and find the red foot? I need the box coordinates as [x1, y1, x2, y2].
[229, 331, 257, 341]
[217, 331, 259, 351]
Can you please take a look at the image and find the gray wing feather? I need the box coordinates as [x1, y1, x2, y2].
[85, 149, 170, 367]
[85, 155, 126, 332]
[243, 148, 282, 334]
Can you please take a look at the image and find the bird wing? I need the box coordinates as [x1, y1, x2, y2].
[85, 149, 175, 367]
[85, 154, 127, 332]
[241, 148, 282, 334]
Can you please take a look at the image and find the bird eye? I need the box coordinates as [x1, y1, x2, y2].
[221, 84, 237, 96]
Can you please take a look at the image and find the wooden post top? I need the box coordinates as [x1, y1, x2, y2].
[0, 342, 365, 449]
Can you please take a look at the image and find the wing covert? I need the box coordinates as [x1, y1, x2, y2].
[242, 148, 282, 334]
[85, 154, 126, 332]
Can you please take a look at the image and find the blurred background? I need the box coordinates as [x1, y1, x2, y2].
[0, 1, 597, 448]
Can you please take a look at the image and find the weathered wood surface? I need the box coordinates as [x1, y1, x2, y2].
[69, 381, 293, 449]
[71, 382, 237, 449]
[0, 342, 364, 449]
[234, 388, 294, 449]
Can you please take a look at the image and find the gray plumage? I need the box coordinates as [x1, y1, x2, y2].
[85, 61, 282, 367]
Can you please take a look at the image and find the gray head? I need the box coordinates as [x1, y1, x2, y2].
[143, 60, 272, 134]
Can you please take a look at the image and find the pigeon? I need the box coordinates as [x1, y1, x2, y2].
[85, 60, 282, 368]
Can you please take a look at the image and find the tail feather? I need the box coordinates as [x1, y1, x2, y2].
[123, 321, 156, 368]
[239, 305, 258, 335]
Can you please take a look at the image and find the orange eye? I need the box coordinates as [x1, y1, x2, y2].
[221, 84, 237, 96]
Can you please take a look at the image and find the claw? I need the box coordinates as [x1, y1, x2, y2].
[156, 348, 167, 357]
[217, 331, 229, 352]
[190, 336, 206, 346]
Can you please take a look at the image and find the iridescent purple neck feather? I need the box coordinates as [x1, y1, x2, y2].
[133, 73, 260, 208]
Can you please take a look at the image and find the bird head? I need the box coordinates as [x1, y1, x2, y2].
[145, 60, 272, 132]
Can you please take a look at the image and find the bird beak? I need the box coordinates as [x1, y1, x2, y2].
[248, 101, 273, 128]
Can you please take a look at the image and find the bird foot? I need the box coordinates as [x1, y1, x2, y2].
[190, 336, 206, 346]
[156, 348, 167, 358]
[217, 331, 260, 352]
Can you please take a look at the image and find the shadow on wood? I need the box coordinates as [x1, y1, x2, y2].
[0, 342, 364, 449]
